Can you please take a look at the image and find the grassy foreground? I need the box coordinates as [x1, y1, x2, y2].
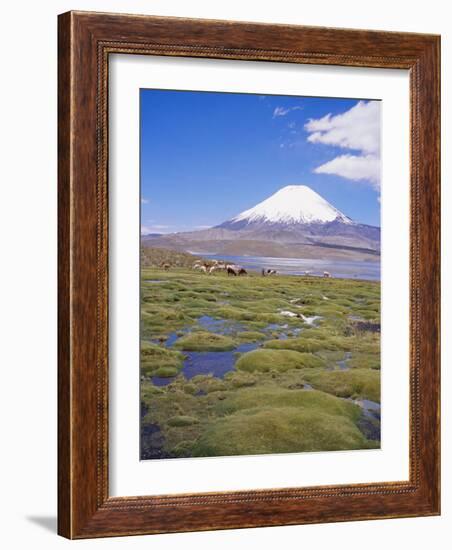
[140, 265, 380, 459]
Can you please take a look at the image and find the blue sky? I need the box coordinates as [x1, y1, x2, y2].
[140, 89, 381, 234]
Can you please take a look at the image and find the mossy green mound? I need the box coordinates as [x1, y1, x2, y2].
[235, 349, 326, 373]
[223, 371, 257, 388]
[153, 366, 180, 378]
[167, 415, 199, 427]
[190, 374, 228, 393]
[303, 368, 380, 402]
[263, 331, 379, 356]
[173, 331, 236, 351]
[263, 334, 348, 353]
[215, 387, 361, 421]
[235, 331, 267, 342]
[140, 341, 185, 376]
[347, 353, 380, 370]
[192, 407, 372, 457]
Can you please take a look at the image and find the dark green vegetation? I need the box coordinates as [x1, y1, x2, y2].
[174, 331, 236, 351]
[141, 246, 202, 269]
[140, 253, 380, 459]
[235, 349, 327, 372]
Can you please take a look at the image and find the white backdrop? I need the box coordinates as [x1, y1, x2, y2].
[0, 1, 449, 549]
[109, 55, 409, 496]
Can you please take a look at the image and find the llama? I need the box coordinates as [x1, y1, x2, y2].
[227, 265, 238, 276]
[209, 264, 226, 274]
[226, 264, 246, 276]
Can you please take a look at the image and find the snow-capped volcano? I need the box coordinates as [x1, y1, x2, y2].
[143, 184, 380, 260]
[227, 185, 352, 226]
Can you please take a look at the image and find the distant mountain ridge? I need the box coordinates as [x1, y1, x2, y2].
[142, 185, 380, 261]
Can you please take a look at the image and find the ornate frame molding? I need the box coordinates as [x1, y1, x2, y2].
[58, 11, 440, 538]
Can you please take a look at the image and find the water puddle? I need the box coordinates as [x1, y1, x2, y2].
[143, 280, 166, 284]
[357, 399, 381, 420]
[354, 399, 381, 441]
[288, 382, 313, 390]
[337, 351, 352, 370]
[155, 316, 243, 350]
[140, 423, 168, 460]
[196, 315, 243, 335]
[164, 332, 181, 347]
[152, 341, 259, 386]
[265, 323, 289, 331]
[353, 321, 380, 333]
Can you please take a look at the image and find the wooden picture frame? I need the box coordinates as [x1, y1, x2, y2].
[58, 10, 440, 539]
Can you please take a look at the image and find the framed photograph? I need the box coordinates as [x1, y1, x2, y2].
[58, 11, 440, 538]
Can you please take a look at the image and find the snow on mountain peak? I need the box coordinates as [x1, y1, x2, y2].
[230, 185, 353, 225]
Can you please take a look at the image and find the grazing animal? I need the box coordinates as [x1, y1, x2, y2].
[323, 271, 331, 278]
[267, 269, 277, 275]
[227, 265, 238, 276]
[161, 262, 171, 271]
[226, 264, 247, 276]
[304, 270, 312, 276]
[209, 263, 226, 274]
[193, 261, 210, 273]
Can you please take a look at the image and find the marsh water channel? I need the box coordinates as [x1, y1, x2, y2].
[146, 314, 380, 443]
[151, 315, 299, 385]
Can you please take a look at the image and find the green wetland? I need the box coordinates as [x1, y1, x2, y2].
[140, 266, 381, 460]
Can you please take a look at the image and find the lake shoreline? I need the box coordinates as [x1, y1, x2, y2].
[201, 253, 381, 281]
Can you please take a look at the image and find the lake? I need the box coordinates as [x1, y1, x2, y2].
[202, 254, 380, 281]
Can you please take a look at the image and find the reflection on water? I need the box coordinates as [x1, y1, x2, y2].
[152, 342, 258, 386]
[202, 254, 380, 281]
[151, 316, 260, 386]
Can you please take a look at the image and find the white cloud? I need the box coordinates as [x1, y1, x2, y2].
[152, 224, 171, 230]
[305, 101, 380, 154]
[305, 100, 381, 188]
[273, 106, 302, 118]
[141, 224, 171, 235]
[314, 154, 380, 188]
[141, 198, 149, 204]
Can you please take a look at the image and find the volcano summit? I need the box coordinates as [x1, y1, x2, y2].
[143, 185, 380, 261]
